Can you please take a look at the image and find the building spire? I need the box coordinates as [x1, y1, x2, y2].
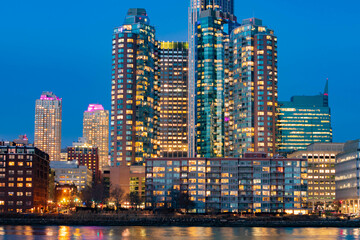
[324, 78, 329, 96]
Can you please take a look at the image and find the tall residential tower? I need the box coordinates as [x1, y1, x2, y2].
[34, 91, 62, 161]
[83, 104, 109, 169]
[231, 18, 278, 157]
[188, 0, 236, 157]
[159, 41, 188, 158]
[110, 9, 159, 166]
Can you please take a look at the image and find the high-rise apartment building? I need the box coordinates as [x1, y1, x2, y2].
[194, 7, 238, 158]
[34, 92, 62, 161]
[195, 10, 226, 158]
[111, 8, 160, 166]
[278, 80, 332, 155]
[83, 104, 109, 169]
[289, 143, 344, 210]
[145, 153, 307, 214]
[231, 18, 278, 157]
[188, 0, 236, 158]
[159, 41, 188, 158]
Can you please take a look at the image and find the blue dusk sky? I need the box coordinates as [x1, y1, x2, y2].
[0, 0, 359, 147]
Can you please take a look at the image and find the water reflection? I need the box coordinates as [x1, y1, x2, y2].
[0, 226, 359, 240]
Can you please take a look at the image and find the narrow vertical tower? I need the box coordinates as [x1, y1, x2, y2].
[110, 9, 159, 166]
[231, 18, 278, 157]
[83, 104, 109, 169]
[188, 0, 202, 158]
[188, 0, 236, 157]
[195, 9, 226, 157]
[34, 91, 62, 161]
[159, 41, 189, 158]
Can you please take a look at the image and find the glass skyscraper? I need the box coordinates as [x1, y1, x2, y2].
[110, 9, 159, 166]
[195, 9, 237, 158]
[195, 10, 226, 157]
[188, 0, 236, 157]
[277, 80, 332, 155]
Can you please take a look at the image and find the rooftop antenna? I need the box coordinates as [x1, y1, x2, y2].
[324, 78, 329, 95]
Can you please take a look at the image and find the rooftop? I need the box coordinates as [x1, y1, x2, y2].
[39, 91, 61, 101]
[86, 104, 104, 112]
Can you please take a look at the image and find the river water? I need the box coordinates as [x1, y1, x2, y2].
[0, 226, 359, 239]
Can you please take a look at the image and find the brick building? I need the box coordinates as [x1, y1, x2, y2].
[0, 144, 49, 213]
[67, 138, 100, 184]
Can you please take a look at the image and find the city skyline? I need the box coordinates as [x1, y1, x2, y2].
[2, 0, 360, 230]
[1, 0, 359, 147]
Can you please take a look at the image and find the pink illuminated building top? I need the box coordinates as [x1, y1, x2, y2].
[40, 92, 61, 101]
[86, 104, 105, 112]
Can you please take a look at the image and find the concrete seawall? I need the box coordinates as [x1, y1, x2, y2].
[1, 214, 360, 227]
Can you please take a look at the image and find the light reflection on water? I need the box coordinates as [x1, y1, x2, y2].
[0, 226, 359, 240]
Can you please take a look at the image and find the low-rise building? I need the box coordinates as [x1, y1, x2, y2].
[0, 144, 49, 213]
[336, 140, 360, 214]
[289, 143, 344, 210]
[67, 138, 100, 183]
[50, 160, 92, 191]
[60, 149, 68, 162]
[110, 165, 145, 204]
[145, 153, 308, 214]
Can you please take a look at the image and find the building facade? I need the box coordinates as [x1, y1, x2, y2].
[34, 91, 62, 161]
[278, 80, 332, 155]
[195, 9, 237, 158]
[67, 138, 100, 184]
[188, 0, 236, 158]
[50, 160, 92, 191]
[159, 41, 188, 158]
[109, 165, 145, 205]
[231, 18, 278, 157]
[111, 8, 160, 167]
[145, 154, 307, 214]
[0, 144, 49, 213]
[289, 143, 344, 210]
[83, 104, 109, 169]
[335, 140, 360, 214]
[195, 9, 226, 158]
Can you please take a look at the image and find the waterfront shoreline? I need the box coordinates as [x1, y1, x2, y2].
[1, 214, 360, 228]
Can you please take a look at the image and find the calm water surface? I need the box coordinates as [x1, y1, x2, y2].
[0, 226, 359, 240]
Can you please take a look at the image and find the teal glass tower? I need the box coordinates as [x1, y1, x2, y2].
[277, 80, 332, 155]
[195, 9, 226, 157]
[111, 9, 160, 166]
[188, 0, 237, 157]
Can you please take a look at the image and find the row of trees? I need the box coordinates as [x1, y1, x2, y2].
[80, 183, 143, 209]
[80, 185, 196, 212]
